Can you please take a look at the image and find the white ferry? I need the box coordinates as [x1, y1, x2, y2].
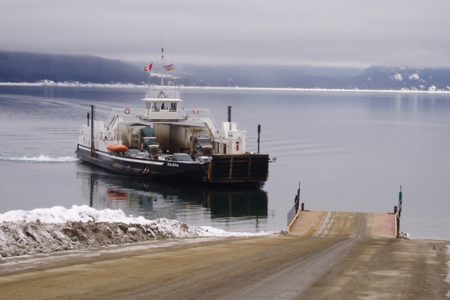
[76, 79, 269, 186]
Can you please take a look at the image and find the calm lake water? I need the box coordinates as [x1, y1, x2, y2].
[0, 86, 449, 239]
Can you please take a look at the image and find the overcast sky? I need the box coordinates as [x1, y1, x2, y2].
[1, 0, 449, 68]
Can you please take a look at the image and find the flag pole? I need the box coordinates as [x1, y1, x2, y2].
[161, 48, 164, 86]
[144, 62, 153, 87]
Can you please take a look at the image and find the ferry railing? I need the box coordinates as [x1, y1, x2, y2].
[185, 108, 212, 118]
[105, 105, 221, 138]
[185, 108, 220, 136]
[287, 182, 301, 230]
[144, 85, 180, 99]
[287, 205, 298, 227]
[110, 107, 147, 118]
[105, 108, 148, 130]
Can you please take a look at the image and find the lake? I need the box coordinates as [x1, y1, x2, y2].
[1, 86, 449, 239]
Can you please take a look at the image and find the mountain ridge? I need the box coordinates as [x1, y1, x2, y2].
[1, 51, 449, 91]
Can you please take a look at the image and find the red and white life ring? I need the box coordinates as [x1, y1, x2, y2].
[124, 108, 131, 115]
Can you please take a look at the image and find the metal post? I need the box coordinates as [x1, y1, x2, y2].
[397, 185, 403, 237]
[90, 105, 95, 157]
[257, 124, 261, 154]
[227, 106, 232, 130]
[294, 182, 300, 212]
[89, 173, 95, 207]
[87, 112, 90, 127]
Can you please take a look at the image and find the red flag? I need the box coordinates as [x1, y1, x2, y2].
[144, 63, 153, 72]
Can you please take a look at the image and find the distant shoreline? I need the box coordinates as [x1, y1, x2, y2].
[1, 81, 449, 95]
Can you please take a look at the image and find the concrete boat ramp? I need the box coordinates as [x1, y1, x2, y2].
[288, 210, 397, 239]
[0, 209, 448, 298]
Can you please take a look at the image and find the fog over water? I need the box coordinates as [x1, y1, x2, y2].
[1, 0, 449, 67]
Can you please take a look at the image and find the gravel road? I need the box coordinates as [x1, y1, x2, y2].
[0, 212, 448, 299]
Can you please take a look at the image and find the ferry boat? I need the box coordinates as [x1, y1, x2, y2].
[76, 74, 270, 186]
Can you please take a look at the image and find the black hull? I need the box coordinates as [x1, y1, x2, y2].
[76, 145, 208, 182]
[76, 144, 268, 187]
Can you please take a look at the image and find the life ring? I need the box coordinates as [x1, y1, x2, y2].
[124, 108, 130, 115]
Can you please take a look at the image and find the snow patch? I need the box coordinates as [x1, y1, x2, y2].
[0, 206, 274, 257]
[409, 73, 420, 80]
[0, 155, 78, 163]
[393, 73, 403, 81]
[399, 232, 411, 240]
[0, 205, 140, 224]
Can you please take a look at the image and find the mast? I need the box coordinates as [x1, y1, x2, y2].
[161, 47, 164, 86]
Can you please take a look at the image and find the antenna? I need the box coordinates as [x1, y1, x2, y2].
[147, 63, 151, 86]
[160, 47, 164, 86]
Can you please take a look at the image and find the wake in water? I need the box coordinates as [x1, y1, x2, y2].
[0, 154, 78, 163]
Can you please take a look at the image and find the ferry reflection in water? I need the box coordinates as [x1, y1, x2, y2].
[77, 164, 268, 232]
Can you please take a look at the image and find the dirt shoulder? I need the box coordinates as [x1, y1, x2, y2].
[0, 236, 448, 299]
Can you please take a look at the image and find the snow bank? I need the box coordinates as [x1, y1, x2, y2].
[0, 206, 273, 257]
[0, 205, 145, 224]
